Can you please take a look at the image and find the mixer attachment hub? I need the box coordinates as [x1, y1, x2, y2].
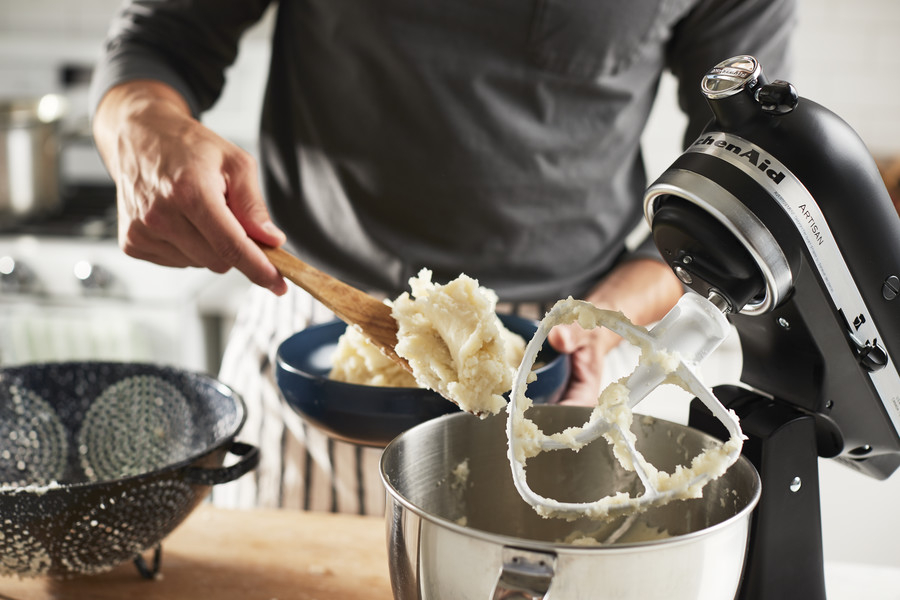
[650, 196, 766, 313]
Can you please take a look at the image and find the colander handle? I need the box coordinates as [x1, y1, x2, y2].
[184, 441, 260, 486]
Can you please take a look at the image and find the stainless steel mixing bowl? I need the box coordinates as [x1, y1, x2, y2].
[381, 405, 760, 600]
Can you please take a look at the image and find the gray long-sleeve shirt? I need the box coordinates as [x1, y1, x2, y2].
[91, 0, 795, 301]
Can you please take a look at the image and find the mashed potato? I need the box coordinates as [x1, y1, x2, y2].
[329, 269, 525, 416]
[329, 325, 417, 388]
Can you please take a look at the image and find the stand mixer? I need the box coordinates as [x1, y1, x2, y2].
[643, 55, 900, 599]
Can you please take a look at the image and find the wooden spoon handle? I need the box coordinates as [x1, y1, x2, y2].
[258, 244, 411, 372]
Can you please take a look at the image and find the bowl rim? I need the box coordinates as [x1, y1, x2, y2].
[0, 360, 248, 495]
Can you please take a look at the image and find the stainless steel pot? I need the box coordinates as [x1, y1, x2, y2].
[381, 406, 761, 600]
[0, 95, 66, 225]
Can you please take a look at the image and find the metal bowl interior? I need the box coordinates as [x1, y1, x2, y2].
[276, 314, 571, 447]
[381, 406, 761, 599]
[0, 361, 251, 578]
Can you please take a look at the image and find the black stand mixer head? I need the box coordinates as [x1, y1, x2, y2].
[644, 55, 900, 599]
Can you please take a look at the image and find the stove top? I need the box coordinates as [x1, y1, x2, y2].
[0, 184, 117, 239]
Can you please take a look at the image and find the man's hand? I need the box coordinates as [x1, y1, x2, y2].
[93, 80, 288, 295]
[548, 258, 684, 406]
[547, 322, 618, 406]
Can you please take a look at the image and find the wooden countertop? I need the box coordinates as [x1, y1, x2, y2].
[4, 503, 896, 599]
[0, 505, 393, 600]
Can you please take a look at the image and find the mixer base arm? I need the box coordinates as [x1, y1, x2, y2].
[689, 385, 826, 600]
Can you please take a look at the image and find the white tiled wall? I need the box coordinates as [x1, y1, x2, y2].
[0, 0, 117, 37]
[0, 0, 121, 95]
[0, 0, 273, 149]
[1, 0, 899, 576]
[791, 0, 900, 157]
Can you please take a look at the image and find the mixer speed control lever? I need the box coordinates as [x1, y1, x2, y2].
[858, 341, 888, 372]
[848, 331, 888, 372]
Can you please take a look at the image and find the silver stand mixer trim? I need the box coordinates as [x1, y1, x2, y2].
[643, 169, 792, 316]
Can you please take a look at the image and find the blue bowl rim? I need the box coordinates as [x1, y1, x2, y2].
[275, 313, 566, 391]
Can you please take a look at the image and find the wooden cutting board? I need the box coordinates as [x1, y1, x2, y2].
[0, 505, 393, 600]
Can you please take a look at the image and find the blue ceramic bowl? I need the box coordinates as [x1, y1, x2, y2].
[276, 314, 571, 447]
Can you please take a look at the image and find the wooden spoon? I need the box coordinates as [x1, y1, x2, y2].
[258, 244, 412, 373]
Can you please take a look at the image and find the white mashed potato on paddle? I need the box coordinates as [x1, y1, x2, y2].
[330, 269, 526, 416]
[508, 296, 743, 520]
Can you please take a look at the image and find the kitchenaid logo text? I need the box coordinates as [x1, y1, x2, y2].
[694, 135, 785, 184]
[694, 134, 825, 246]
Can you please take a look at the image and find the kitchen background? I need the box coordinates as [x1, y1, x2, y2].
[1, 0, 898, 585]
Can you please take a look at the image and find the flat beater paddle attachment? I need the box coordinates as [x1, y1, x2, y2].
[507, 293, 745, 520]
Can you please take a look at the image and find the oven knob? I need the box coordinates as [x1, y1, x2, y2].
[0, 256, 37, 294]
[74, 260, 115, 292]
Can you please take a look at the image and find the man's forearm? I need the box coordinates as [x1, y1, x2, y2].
[583, 258, 685, 351]
[92, 80, 193, 175]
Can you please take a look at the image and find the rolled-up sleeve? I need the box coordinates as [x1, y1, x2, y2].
[89, 0, 273, 118]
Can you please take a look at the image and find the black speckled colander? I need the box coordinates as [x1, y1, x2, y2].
[0, 361, 258, 578]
